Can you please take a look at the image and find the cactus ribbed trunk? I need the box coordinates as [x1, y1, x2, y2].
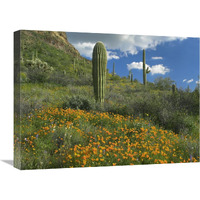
[92, 42, 107, 103]
[143, 49, 146, 86]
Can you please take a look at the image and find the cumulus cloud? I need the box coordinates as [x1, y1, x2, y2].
[183, 79, 187, 82]
[67, 32, 186, 59]
[196, 80, 200, 84]
[127, 62, 150, 71]
[107, 51, 120, 60]
[150, 64, 170, 75]
[127, 62, 170, 75]
[75, 42, 95, 58]
[75, 42, 119, 60]
[187, 79, 194, 83]
[152, 56, 163, 60]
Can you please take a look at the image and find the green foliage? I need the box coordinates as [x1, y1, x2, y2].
[62, 96, 94, 111]
[20, 72, 28, 83]
[129, 91, 198, 136]
[110, 74, 121, 81]
[133, 78, 139, 83]
[25, 57, 53, 83]
[92, 41, 107, 103]
[20, 31, 92, 85]
[154, 76, 175, 91]
[172, 84, 177, 94]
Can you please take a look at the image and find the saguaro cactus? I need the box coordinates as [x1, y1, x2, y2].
[128, 70, 132, 80]
[172, 84, 176, 94]
[131, 73, 133, 83]
[112, 62, 115, 76]
[143, 49, 147, 86]
[92, 41, 107, 103]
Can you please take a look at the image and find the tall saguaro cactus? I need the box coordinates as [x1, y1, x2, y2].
[128, 70, 132, 80]
[92, 41, 107, 103]
[131, 73, 133, 83]
[112, 62, 115, 76]
[143, 49, 147, 86]
[143, 49, 150, 85]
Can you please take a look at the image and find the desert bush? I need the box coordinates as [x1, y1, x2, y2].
[62, 96, 94, 111]
[20, 72, 28, 83]
[25, 57, 53, 83]
[48, 70, 92, 86]
[127, 90, 198, 135]
[154, 77, 174, 91]
[177, 89, 199, 115]
[48, 71, 72, 86]
[105, 90, 125, 104]
[110, 75, 121, 81]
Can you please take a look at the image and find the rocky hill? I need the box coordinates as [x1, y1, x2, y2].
[20, 30, 92, 85]
[21, 30, 82, 58]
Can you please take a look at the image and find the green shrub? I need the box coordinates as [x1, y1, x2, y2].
[154, 77, 174, 91]
[127, 90, 198, 135]
[110, 75, 121, 81]
[20, 72, 28, 83]
[25, 57, 53, 83]
[62, 96, 94, 111]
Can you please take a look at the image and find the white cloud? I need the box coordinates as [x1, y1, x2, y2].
[187, 79, 194, 83]
[73, 42, 119, 60]
[107, 51, 120, 60]
[75, 42, 95, 58]
[152, 56, 163, 60]
[127, 62, 150, 71]
[183, 79, 187, 82]
[67, 32, 186, 59]
[127, 62, 170, 75]
[150, 64, 170, 75]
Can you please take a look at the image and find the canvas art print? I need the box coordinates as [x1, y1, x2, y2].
[14, 30, 199, 170]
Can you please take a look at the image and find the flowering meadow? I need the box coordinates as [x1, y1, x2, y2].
[14, 107, 199, 169]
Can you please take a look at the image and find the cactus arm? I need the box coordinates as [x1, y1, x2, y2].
[146, 66, 151, 74]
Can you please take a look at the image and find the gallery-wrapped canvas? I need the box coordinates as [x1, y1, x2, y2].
[14, 30, 199, 170]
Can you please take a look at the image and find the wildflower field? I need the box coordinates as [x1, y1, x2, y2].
[14, 107, 199, 169]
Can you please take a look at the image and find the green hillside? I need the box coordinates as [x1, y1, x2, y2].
[20, 30, 93, 85]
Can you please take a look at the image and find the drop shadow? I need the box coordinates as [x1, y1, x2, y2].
[1, 160, 13, 166]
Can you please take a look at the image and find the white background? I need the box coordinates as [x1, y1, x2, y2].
[0, 0, 199, 199]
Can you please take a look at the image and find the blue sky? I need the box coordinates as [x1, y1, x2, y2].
[67, 32, 199, 90]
